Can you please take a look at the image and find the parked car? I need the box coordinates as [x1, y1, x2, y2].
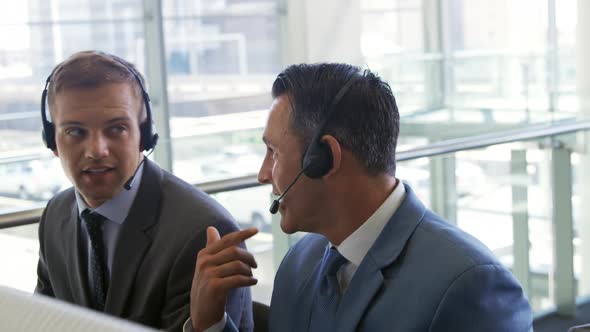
[0, 157, 69, 201]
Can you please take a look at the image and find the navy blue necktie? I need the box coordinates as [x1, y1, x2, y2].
[81, 209, 108, 311]
[309, 246, 348, 332]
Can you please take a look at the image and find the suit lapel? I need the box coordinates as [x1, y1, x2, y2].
[336, 183, 427, 332]
[62, 200, 92, 306]
[104, 160, 162, 315]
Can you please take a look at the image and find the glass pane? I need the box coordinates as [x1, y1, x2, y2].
[359, 0, 580, 145]
[451, 143, 554, 312]
[555, 0, 576, 112]
[162, 1, 280, 183]
[446, 0, 579, 125]
[397, 158, 431, 206]
[361, 0, 427, 112]
[455, 0, 547, 51]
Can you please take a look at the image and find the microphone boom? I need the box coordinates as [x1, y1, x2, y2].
[268, 168, 306, 214]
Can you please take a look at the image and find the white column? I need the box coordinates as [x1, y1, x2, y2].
[511, 150, 531, 297]
[143, 0, 173, 171]
[280, 0, 363, 65]
[551, 143, 575, 316]
[577, 0, 590, 296]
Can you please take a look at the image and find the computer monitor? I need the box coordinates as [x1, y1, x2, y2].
[0, 286, 156, 332]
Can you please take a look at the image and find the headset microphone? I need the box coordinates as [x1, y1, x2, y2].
[269, 168, 306, 214]
[124, 149, 154, 190]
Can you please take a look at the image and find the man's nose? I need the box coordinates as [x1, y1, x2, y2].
[85, 133, 109, 160]
[257, 160, 271, 184]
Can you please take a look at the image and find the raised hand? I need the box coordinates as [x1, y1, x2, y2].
[190, 227, 258, 331]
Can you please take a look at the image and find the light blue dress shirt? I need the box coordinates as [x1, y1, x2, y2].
[75, 163, 144, 288]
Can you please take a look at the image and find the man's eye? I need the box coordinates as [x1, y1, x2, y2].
[267, 147, 277, 159]
[108, 126, 126, 134]
[66, 128, 85, 137]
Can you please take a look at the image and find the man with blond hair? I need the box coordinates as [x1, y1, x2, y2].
[35, 51, 253, 332]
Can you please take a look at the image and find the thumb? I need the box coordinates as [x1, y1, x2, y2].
[206, 226, 221, 247]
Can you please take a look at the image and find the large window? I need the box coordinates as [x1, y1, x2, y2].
[0, 0, 586, 313]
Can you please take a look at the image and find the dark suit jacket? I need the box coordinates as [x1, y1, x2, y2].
[36, 159, 253, 331]
[269, 183, 533, 331]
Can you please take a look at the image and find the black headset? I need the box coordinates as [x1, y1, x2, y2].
[40, 56, 159, 152]
[282, 73, 361, 179]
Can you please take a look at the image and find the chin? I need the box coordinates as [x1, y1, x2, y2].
[78, 187, 120, 203]
[279, 218, 298, 234]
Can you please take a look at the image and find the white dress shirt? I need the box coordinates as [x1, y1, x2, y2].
[332, 179, 406, 293]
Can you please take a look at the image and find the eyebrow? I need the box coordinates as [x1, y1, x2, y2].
[105, 116, 132, 124]
[58, 116, 132, 128]
[57, 120, 83, 127]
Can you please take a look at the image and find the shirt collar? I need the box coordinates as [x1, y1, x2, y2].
[76, 161, 144, 224]
[334, 178, 406, 267]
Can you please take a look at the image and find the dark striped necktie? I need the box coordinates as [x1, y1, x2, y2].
[81, 209, 108, 311]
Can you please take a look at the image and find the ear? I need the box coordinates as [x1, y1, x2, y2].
[52, 147, 59, 157]
[321, 134, 341, 177]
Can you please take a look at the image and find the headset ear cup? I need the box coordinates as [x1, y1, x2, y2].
[42, 122, 56, 151]
[150, 122, 159, 149]
[40, 84, 56, 150]
[302, 141, 333, 179]
[151, 131, 159, 148]
[139, 121, 159, 151]
[139, 121, 151, 151]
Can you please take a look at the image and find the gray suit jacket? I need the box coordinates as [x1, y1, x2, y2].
[269, 183, 533, 331]
[36, 159, 253, 332]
